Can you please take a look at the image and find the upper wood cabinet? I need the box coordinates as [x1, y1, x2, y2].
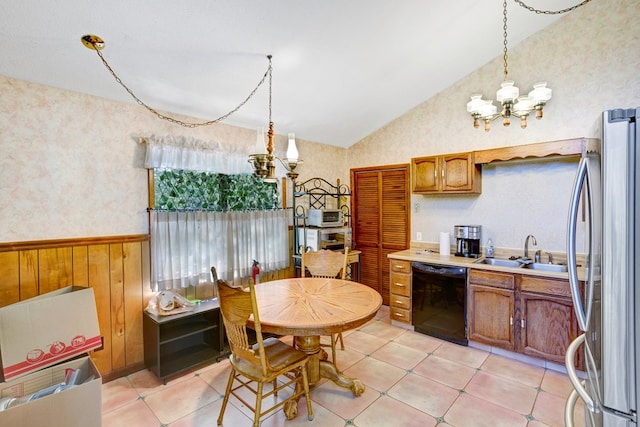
[412, 152, 481, 194]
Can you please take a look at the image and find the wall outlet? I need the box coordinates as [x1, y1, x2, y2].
[416, 232, 422, 241]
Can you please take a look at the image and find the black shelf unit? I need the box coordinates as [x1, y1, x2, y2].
[293, 177, 352, 256]
[143, 299, 226, 383]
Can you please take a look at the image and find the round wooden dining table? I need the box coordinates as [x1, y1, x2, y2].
[251, 277, 382, 397]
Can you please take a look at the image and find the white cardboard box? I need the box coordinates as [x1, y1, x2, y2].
[0, 356, 102, 426]
[0, 286, 102, 426]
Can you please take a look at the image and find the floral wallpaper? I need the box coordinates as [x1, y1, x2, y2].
[0, 77, 345, 241]
[0, 0, 637, 247]
[346, 0, 640, 253]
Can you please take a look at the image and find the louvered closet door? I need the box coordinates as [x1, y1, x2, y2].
[352, 171, 381, 296]
[351, 165, 409, 305]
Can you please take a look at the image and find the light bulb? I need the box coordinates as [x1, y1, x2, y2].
[255, 127, 267, 155]
[286, 133, 298, 161]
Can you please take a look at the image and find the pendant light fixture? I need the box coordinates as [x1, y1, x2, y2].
[466, 0, 552, 131]
[247, 57, 303, 183]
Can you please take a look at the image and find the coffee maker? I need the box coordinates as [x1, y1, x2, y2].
[454, 225, 481, 258]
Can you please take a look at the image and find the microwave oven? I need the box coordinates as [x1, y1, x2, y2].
[307, 209, 343, 227]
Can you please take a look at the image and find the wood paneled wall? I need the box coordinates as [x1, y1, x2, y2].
[0, 233, 295, 382]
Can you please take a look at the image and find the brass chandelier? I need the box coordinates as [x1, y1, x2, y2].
[247, 60, 303, 183]
[466, 0, 593, 131]
[466, 0, 552, 131]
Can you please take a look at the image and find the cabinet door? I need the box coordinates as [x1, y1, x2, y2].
[468, 284, 515, 351]
[442, 153, 475, 192]
[381, 170, 410, 302]
[352, 171, 382, 296]
[412, 156, 439, 192]
[352, 166, 410, 306]
[520, 292, 578, 364]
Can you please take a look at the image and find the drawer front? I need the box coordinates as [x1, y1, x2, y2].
[390, 294, 411, 310]
[390, 306, 411, 324]
[520, 276, 571, 297]
[390, 259, 411, 273]
[468, 268, 515, 289]
[390, 272, 411, 296]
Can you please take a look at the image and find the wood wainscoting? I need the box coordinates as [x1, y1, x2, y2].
[0, 234, 294, 382]
[0, 235, 153, 381]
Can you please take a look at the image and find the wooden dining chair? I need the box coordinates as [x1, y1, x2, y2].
[211, 267, 313, 427]
[300, 247, 349, 365]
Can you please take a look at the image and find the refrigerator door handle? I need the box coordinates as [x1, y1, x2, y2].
[567, 156, 593, 331]
[565, 334, 597, 412]
[565, 388, 580, 427]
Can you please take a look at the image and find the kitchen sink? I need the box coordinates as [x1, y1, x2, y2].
[524, 262, 568, 272]
[474, 258, 523, 268]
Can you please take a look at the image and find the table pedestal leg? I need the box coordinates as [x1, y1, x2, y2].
[319, 361, 365, 396]
[293, 335, 365, 396]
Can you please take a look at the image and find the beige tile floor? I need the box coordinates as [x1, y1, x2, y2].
[102, 306, 585, 427]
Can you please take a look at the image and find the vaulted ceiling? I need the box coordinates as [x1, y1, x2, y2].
[0, 1, 580, 147]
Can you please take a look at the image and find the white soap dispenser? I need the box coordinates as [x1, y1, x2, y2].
[486, 239, 494, 258]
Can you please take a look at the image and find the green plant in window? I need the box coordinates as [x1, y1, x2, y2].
[154, 169, 278, 211]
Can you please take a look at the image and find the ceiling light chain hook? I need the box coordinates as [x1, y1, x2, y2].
[82, 35, 272, 128]
[513, 0, 593, 15]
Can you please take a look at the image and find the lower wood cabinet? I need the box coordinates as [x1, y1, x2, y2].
[519, 275, 580, 365]
[467, 269, 516, 351]
[467, 268, 580, 366]
[143, 299, 225, 383]
[389, 259, 412, 324]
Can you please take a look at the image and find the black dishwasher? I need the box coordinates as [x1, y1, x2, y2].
[411, 262, 468, 346]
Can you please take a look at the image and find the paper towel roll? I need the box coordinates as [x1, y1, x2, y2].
[439, 232, 450, 256]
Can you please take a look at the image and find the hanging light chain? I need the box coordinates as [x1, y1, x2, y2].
[502, 0, 509, 81]
[90, 42, 272, 128]
[267, 55, 272, 124]
[513, 0, 592, 15]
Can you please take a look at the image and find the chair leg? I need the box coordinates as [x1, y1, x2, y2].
[330, 335, 338, 366]
[273, 378, 278, 397]
[253, 381, 264, 427]
[301, 364, 314, 421]
[217, 368, 236, 425]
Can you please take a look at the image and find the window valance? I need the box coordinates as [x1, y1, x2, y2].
[139, 134, 253, 174]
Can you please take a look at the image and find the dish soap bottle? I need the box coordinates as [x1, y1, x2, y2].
[486, 239, 494, 258]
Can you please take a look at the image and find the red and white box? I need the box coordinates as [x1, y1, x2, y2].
[0, 286, 102, 426]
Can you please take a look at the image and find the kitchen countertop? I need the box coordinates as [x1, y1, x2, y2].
[388, 249, 581, 280]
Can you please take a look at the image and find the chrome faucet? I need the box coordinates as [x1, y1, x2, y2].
[535, 249, 553, 264]
[524, 234, 537, 259]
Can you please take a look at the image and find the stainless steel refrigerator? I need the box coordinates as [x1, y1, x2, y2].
[565, 108, 639, 426]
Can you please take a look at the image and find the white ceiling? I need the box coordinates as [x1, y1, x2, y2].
[0, 1, 580, 148]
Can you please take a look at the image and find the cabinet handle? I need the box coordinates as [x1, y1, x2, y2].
[509, 316, 513, 326]
[521, 319, 525, 329]
[395, 313, 404, 317]
[395, 283, 405, 287]
[395, 300, 402, 305]
[396, 265, 405, 269]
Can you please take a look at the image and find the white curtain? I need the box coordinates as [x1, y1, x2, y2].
[142, 134, 290, 291]
[140, 134, 253, 174]
[151, 209, 289, 291]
